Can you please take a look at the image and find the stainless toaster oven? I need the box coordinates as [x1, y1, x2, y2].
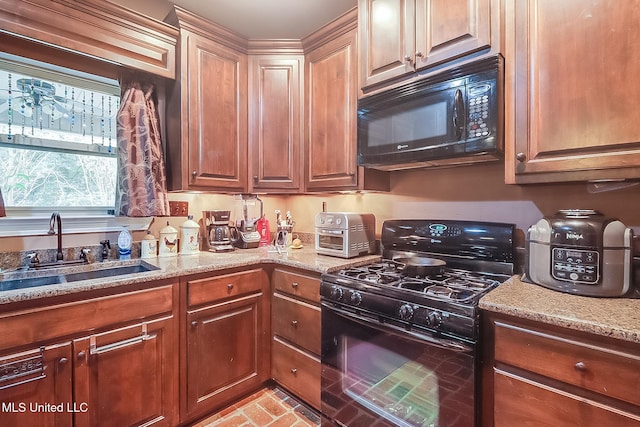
[315, 212, 376, 258]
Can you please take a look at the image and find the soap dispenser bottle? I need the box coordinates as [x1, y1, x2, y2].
[118, 226, 132, 260]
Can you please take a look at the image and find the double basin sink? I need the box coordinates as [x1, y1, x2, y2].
[0, 261, 160, 292]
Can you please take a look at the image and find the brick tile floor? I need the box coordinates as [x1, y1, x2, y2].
[190, 386, 320, 427]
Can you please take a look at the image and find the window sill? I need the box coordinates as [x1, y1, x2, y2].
[0, 210, 153, 238]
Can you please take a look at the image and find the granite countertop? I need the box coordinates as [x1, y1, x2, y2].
[0, 247, 381, 306]
[480, 275, 640, 344]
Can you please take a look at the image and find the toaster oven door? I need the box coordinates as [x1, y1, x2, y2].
[317, 229, 345, 252]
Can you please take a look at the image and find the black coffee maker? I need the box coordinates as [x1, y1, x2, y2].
[203, 210, 234, 252]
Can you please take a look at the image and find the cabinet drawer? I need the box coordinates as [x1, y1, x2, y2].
[494, 369, 640, 427]
[272, 293, 320, 354]
[272, 337, 320, 410]
[187, 269, 263, 307]
[272, 269, 320, 303]
[494, 321, 640, 407]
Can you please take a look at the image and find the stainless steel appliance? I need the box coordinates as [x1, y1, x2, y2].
[357, 55, 503, 170]
[231, 194, 262, 249]
[525, 209, 634, 297]
[321, 219, 516, 427]
[315, 212, 376, 258]
[203, 210, 234, 252]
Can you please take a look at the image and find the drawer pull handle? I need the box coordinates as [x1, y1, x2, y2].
[291, 282, 299, 289]
[227, 283, 234, 291]
[291, 368, 297, 375]
[574, 361, 587, 371]
[191, 320, 199, 327]
[291, 320, 298, 327]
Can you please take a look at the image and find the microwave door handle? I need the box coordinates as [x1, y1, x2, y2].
[453, 89, 465, 140]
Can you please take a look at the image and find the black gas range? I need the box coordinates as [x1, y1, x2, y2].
[320, 219, 516, 427]
[321, 219, 516, 342]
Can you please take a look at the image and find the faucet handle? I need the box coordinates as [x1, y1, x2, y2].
[24, 253, 40, 268]
[80, 248, 91, 262]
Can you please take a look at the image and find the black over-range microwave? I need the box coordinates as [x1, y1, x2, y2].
[357, 55, 503, 170]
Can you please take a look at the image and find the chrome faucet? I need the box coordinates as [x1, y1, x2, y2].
[48, 212, 63, 261]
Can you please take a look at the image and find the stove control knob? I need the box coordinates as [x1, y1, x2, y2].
[399, 304, 414, 321]
[349, 291, 362, 306]
[427, 311, 442, 327]
[330, 286, 344, 301]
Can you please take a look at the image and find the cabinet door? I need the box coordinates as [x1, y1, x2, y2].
[73, 317, 177, 427]
[186, 293, 268, 416]
[186, 32, 248, 191]
[249, 55, 303, 192]
[494, 369, 640, 427]
[0, 343, 73, 427]
[415, 0, 491, 69]
[305, 29, 359, 190]
[359, 0, 416, 89]
[505, 0, 640, 183]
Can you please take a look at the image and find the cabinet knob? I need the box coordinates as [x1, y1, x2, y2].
[415, 51, 423, 58]
[574, 361, 587, 371]
[191, 170, 197, 179]
[291, 320, 299, 327]
[77, 351, 86, 360]
[58, 357, 68, 365]
[291, 282, 299, 289]
[253, 175, 258, 182]
[227, 283, 234, 291]
[191, 320, 199, 327]
[404, 55, 414, 64]
[290, 368, 297, 375]
[516, 152, 527, 162]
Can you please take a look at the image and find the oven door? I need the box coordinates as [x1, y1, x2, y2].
[321, 302, 477, 427]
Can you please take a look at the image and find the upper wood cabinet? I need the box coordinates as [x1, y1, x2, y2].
[505, 0, 640, 184]
[359, 0, 492, 92]
[304, 9, 390, 192]
[248, 53, 304, 193]
[0, 0, 177, 79]
[165, 7, 248, 192]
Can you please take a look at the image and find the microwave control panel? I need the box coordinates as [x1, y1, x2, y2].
[467, 83, 492, 140]
[551, 247, 599, 284]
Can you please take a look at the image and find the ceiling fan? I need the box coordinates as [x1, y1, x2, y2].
[0, 78, 83, 121]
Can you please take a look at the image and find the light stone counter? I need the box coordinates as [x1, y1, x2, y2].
[0, 247, 380, 306]
[480, 275, 640, 344]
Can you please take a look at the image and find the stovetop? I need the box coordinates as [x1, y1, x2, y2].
[320, 219, 517, 341]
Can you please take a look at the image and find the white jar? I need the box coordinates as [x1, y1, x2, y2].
[141, 230, 158, 259]
[159, 221, 178, 257]
[180, 215, 200, 255]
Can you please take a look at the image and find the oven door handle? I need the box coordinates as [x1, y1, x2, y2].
[322, 302, 474, 354]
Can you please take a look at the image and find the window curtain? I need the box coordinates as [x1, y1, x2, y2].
[115, 76, 170, 217]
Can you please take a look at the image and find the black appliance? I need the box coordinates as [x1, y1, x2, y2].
[321, 219, 516, 427]
[357, 55, 503, 171]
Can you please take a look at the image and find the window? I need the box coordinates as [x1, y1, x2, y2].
[0, 53, 120, 212]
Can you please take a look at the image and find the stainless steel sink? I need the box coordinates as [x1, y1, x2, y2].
[0, 275, 64, 292]
[0, 261, 160, 292]
[63, 263, 159, 283]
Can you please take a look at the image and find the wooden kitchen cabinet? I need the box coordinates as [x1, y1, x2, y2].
[504, 0, 640, 184]
[0, 284, 178, 427]
[165, 7, 248, 192]
[304, 9, 390, 192]
[483, 313, 640, 426]
[270, 268, 321, 410]
[183, 269, 270, 421]
[0, 343, 73, 427]
[248, 54, 304, 192]
[359, 0, 492, 92]
[74, 316, 177, 427]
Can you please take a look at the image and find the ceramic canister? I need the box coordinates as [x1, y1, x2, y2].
[180, 215, 200, 255]
[141, 230, 158, 259]
[159, 221, 179, 257]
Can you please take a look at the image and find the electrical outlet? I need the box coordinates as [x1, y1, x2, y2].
[169, 201, 189, 216]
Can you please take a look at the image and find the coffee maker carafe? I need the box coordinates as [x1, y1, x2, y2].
[203, 210, 235, 252]
[231, 194, 262, 249]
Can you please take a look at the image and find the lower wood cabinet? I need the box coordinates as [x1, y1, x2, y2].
[270, 268, 321, 410]
[182, 269, 270, 421]
[0, 284, 178, 427]
[483, 313, 640, 426]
